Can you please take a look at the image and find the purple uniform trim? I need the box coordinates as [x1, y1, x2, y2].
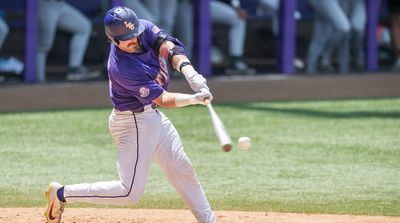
[107, 20, 172, 111]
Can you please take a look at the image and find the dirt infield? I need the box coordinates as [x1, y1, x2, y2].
[1, 208, 400, 223]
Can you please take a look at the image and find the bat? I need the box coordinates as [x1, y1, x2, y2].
[205, 101, 232, 152]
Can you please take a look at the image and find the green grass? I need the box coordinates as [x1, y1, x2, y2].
[0, 98, 399, 216]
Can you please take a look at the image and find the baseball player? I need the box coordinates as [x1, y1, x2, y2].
[44, 6, 216, 223]
[306, 0, 351, 74]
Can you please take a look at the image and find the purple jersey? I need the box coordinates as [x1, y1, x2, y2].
[107, 20, 170, 111]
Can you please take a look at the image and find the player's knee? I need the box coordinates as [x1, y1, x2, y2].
[337, 24, 351, 36]
[84, 19, 92, 33]
[174, 157, 198, 182]
[230, 17, 245, 28]
[124, 187, 145, 205]
[75, 18, 92, 35]
[38, 43, 52, 53]
[128, 190, 145, 204]
[352, 26, 364, 36]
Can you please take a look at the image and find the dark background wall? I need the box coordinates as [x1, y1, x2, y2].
[0, 0, 397, 80]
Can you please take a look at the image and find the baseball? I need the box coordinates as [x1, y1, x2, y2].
[237, 136, 251, 150]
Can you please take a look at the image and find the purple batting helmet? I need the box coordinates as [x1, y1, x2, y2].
[104, 6, 144, 42]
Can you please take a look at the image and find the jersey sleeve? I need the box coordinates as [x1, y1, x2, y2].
[133, 81, 164, 104]
[115, 76, 164, 105]
[140, 19, 162, 47]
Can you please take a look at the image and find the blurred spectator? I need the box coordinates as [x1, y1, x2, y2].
[124, 0, 178, 34]
[306, 0, 351, 74]
[174, 0, 194, 57]
[388, 0, 400, 71]
[125, 0, 193, 65]
[123, 0, 192, 80]
[0, 17, 7, 50]
[37, 0, 100, 82]
[211, 0, 256, 75]
[257, 0, 279, 36]
[0, 16, 24, 76]
[256, 0, 305, 70]
[320, 0, 366, 72]
[125, 0, 193, 56]
[123, 0, 158, 24]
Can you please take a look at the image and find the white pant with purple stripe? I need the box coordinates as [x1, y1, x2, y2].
[63, 107, 216, 223]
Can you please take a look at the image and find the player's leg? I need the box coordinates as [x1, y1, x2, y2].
[318, 0, 351, 73]
[37, 0, 62, 82]
[124, 0, 158, 24]
[0, 17, 9, 50]
[62, 110, 160, 205]
[349, 0, 366, 68]
[57, 3, 91, 69]
[210, 1, 254, 75]
[306, 14, 332, 73]
[307, 0, 350, 74]
[174, 0, 194, 57]
[154, 111, 216, 223]
[158, 0, 178, 34]
[210, 1, 245, 63]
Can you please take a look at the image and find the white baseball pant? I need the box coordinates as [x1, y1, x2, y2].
[63, 106, 216, 223]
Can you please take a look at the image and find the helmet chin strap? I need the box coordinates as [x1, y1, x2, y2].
[105, 31, 120, 46]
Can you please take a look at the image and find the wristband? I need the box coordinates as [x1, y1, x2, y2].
[179, 62, 192, 73]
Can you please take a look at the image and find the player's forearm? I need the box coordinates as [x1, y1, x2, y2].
[173, 56, 209, 93]
[153, 91, 210, 108]
[154, 92, 194, 108]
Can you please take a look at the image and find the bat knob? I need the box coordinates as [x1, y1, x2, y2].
[222, 144, 232, 152]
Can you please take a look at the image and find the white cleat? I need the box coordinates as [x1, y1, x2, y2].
[44, 182, 66, 223]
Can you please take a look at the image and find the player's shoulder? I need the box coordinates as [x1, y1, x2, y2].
[142, 20, 166, 35]
[140, 19, 159, 32]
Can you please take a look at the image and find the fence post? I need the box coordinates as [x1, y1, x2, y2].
[365, 0, 378, 71]
[24, 0, 37, 83]
[195, 0, 211, 76]
[278, 0, 296, 74]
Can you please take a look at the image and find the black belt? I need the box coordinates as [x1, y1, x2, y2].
[130, 103, 157, 113]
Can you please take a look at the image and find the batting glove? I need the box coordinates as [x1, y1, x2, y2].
[192, 89, 213, 105]
[200, 88, 213, 103]
[184, 71, 209, 92]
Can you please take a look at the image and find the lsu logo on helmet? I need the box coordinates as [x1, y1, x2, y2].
[124, 21, 135, 30]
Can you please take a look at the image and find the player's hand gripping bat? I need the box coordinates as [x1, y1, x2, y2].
[205, 100, 232, 152]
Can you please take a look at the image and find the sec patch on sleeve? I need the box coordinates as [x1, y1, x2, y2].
[139, 87, 150, 97]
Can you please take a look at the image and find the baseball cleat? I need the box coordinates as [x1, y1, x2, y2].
[44, 182, 66, 223]
[225, 61, 256, 76]
[66, 66, 101, 81]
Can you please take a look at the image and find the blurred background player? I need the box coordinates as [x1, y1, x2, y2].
[124, 0, 177, 34]
[388, 0, 400, 71]
[125, 0, 193, 57]
[173, 0, 194, 58]
[211, 0, 256, 75]
[256, 0, 305, 70]
[0, 16, 24, 76]
[306, 0, 351, 74]
[319, 0, 366, 72]
[37, 0, 100, 82]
